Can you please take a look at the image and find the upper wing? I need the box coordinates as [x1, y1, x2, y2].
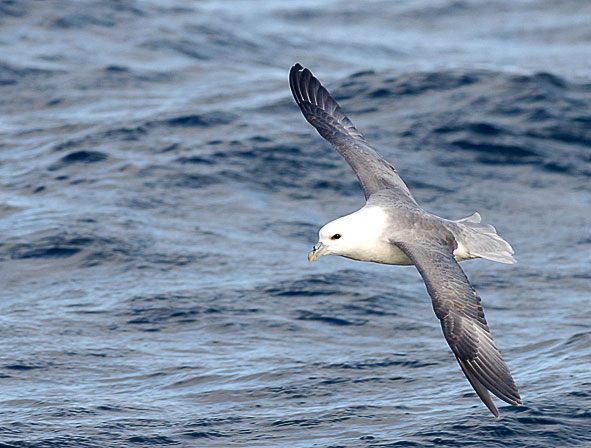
[394, 240, 521, 416]
[289, 63, 416, 203]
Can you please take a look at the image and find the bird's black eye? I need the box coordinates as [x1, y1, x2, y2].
[331, 234, 341, 240]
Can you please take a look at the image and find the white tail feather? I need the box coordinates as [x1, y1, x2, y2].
[454, 213, 516, 264]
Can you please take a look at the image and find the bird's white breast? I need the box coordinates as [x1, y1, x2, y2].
[337, 206, 413, 266]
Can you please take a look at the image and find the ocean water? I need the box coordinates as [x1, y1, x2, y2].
[1, 1, 590, 446]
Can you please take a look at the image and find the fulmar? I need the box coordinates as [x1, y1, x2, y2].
[289, 63, 521, 417]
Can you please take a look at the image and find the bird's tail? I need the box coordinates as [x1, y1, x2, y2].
[454, 212, 516, 264]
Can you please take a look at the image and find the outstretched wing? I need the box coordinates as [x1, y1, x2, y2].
[394, 240, 521, 416]
[289, 63, 416, 203]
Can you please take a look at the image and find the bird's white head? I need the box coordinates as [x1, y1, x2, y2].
[308, 207, 387, 262]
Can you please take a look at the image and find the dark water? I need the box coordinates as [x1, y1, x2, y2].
[1, 1, 590, 446]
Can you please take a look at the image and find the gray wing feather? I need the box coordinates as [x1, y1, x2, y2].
[289, 63, 417, 203]
[394, 240, 521, 416]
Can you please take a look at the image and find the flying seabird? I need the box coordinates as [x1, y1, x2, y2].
[289, 63, 521, 417]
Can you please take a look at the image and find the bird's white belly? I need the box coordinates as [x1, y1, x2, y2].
[373, 242, 414, 265]
[344, 239, 414, 266]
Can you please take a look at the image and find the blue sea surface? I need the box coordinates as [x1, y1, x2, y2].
[1, 1, 590, 446]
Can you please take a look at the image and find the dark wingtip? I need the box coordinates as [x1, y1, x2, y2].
[289, 63, 305, 105]
[457, 357, 500, 417]
[288, 63, 366, 145]
[289, 63, 305, 90]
